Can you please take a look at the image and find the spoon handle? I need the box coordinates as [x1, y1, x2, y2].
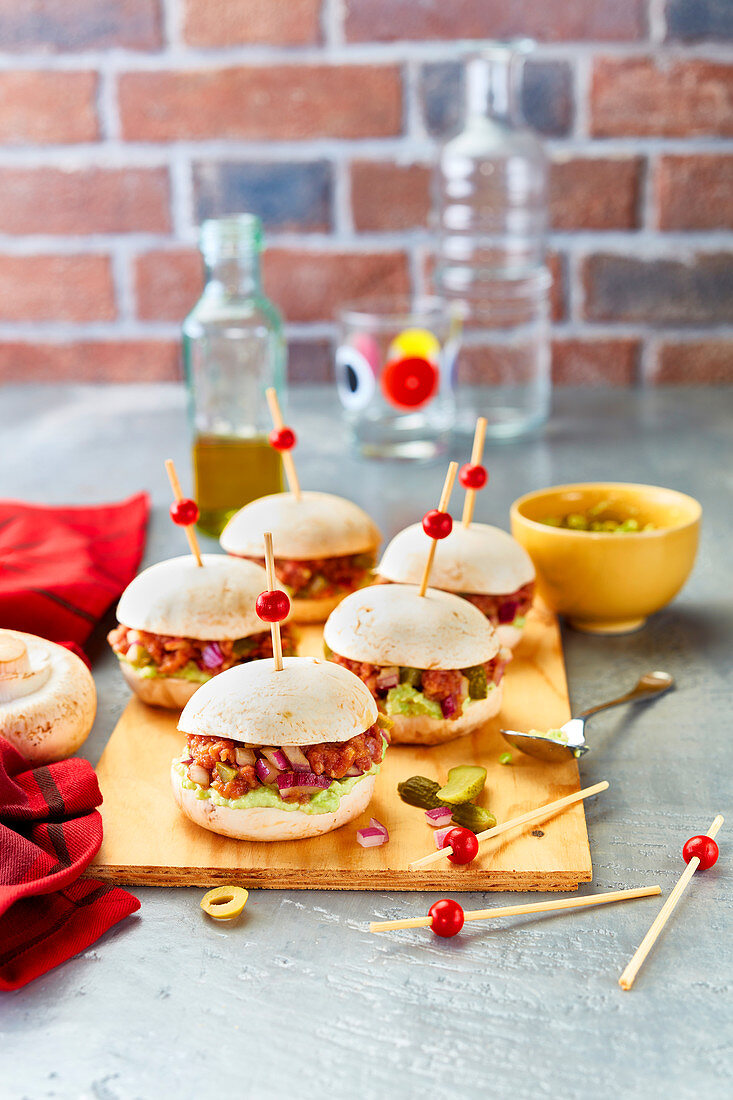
[577, 671, 673, 722]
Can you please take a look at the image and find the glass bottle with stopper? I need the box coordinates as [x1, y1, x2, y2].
[434, 41, 551, 440]
[182, 214, 286, 537]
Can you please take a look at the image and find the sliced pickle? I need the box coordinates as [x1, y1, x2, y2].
[461, 664, 488, 700]
[397, 775, 446, 810]
[215, 762, 238, 783]
[451, 803, 496, 834]
[376, 713, 394, 731]
[399, 666, 422, 688]
[437, 765, 487, 804]
[232, 636, 257, 657]
[200, 886, 248, 921]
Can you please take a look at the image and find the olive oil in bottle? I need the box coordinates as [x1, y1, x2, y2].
[192, 433, 283, 537]
[182, 214, 286, 537]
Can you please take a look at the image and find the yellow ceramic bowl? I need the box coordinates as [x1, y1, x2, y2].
[510, 483, 701, 634]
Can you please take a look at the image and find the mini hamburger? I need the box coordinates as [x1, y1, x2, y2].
[377, 522, 535, 648]
[220, 491, 381, 622]
[171, 656, 389, 841]
[323, 583, 507, 745]
[108, 554, 296, 709]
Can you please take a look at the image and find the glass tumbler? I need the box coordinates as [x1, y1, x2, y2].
[335, 300, 458, 459]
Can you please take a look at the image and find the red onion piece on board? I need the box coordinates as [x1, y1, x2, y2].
[356, 826, 388, 848]
[434, 826, 454, 849]
[425, 806, 453, 827]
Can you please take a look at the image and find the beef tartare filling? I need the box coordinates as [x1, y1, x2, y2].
[108, 624, 297, 677]
[243, 551, 376, 600]
[328, 651, 508, 720]
[184, 727, 386, 801]
[463, 580, 535, 625]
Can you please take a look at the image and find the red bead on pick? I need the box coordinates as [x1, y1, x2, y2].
[256, 590, 291, 623]
[170, 498, 199, 526]
[682, 835, 719, 870]
[422, 509, 453, 540]
[269, 427, 297, 452]
[459, 463, 488, 491]
[443, 827, 479, 865]
[428, 899, 465, 938]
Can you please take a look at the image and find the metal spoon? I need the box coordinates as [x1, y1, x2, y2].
[501, 670, 674, 763]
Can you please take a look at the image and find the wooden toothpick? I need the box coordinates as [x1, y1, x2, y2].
[619, 814, 724, 991]
[369, 885, 662, 933]
[418, 461, 458, 598]
[461, 416, 488, 528]
[164, 458, 203, 567]
[262, 531, 284, 672]
[409, 780, 609, 871]
[266, 387, 301, 500]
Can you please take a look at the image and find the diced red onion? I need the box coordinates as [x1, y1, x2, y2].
[180, 756, 193, 766]
[261, 748, 290, 771]
[235, 746, 256, 767]
[369, 817, 389, 840]
[441, 694, 458, 719]
[356, 826, 388, 848]
[425, 806, 453, 827]
[283, 745, 311, 771]
[376, 666, 400, 691]
[276, 771, 332, 798]
[255, 757, 280, 785]
[434, 826, 454, 850]
[498, 598, 519, 624]
[201, 642, 225, 669]
[188, 764, 210, 788]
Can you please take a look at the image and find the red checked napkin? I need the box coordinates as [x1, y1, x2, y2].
[0, 737, 140, 990]
[0, 493, 149, 650]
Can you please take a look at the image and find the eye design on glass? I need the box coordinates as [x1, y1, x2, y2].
[335, 344, 376, 411]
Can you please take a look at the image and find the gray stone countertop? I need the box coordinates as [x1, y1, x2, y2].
[0, 385, 730, 1100]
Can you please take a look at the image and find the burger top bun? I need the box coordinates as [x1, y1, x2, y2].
[0, 629, 96, 764]
[220, 491, 381, 561]
[178, 655, 378, 746]
[324, 583, 499, 670]
[116, 554, 268, 640]
[378, 522, 535, 595]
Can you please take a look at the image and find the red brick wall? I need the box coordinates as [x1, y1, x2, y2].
[0, 0, 731, 385]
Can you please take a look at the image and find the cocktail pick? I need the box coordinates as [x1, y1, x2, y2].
[255, 531, 290, 672]
[164, 459, 203, 567]
[266, 387, 301, 500]
[408, 780, 609, 871]
[619, 814, 724, 991]
[418, 461, 458, 598]
[460, 417, 488, 528]
[370, 885, 662, 936]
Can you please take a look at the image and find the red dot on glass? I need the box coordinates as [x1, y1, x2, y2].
[428, 898, 465, 938]
[269, 427, 296, 452]
[682, 835, 719, 870]
[459, 463, 488, 490]
[256, 590, 291, 623]
[443, 827, 479, 865]
[170, 498, 199, 526]
[422, 509, 453, 540]
[381, 356, 439, 411]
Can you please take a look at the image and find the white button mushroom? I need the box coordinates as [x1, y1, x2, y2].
[0, 630, 96, 764]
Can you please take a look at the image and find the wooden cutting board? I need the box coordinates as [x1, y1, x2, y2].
[92, 602, 593, 891]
